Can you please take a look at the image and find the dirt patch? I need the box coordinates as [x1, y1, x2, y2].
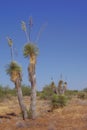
[0, 97, 87, 130]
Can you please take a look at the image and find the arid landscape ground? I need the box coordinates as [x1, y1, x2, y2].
[0, 96, 87, 130]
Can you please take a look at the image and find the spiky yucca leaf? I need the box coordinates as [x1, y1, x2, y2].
[23, 43, 39, 58]
[6, 61, 22, 75]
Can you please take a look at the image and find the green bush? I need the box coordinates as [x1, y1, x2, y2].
[22, 85, 31, 96]
[51, 94, 68, 110]
[77, 92, 86, 99]
[3, 87, 16, 96]
[65, 90, 78, 96]
[0, 86, 5, 100]
[40, 85, 54, 100]
[0, 84, 32, 98]
[83, 88, 87, 92]
[0, 85, 16, 101]
[37, 91, 42, 96]
[65, 90, 78, 99]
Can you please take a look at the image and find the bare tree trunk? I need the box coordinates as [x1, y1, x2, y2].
[15, 79, 28, 120]
[28, 63, 37, 119]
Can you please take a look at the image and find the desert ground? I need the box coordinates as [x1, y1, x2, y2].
[0, 96, 87, 130]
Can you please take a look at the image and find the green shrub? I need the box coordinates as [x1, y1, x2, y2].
[22, 85, 31, 96]
[83, 88, 87, 92]
[51, 94, 68, 110]
[4, 87, 16, 96]
[37, 91, 42, 96]
[40, 85, 54, 100]
[65, 90, 78, 96]
[0, 85, 16, 101]
[65, 90, 78, 100]
[77, 92, 86, 99]
[0, 86, 4, 97]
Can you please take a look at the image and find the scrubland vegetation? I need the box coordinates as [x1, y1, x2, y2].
[0, 83, 87, 108]
[1, 83, 87, 130]
[0, 84, 31, 100]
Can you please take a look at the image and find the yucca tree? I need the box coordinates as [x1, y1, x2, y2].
[22, 17, 39, 119]
[58, 80, 64, 94]
[63, 82, 67, 94]
[6, 38, 28, 120]
[23, 43, 38, 119]
[6, 61, 28, 120]
[58, 80, 67, 94]
[50, 81, 58, 94]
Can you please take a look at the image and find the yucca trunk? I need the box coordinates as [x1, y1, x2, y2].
[63, 82, 67, 94]
[28, 63, 36, 119]
[58, 80, 64, 95]
[15, 78, 28, 120]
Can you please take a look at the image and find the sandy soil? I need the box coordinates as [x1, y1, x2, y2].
[0, 96, 87, 130]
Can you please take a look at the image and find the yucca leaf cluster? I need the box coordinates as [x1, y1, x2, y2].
[23, 43, 39, 58]
[6, 61, 22, 75]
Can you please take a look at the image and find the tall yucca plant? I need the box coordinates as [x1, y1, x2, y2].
[58, 80, 67, 94]
[23, 43, 38, 119]
[21, 17, 39, 119]
[6, 38, 28, 120]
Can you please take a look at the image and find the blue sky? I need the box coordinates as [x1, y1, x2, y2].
[0, 0, 87, 90]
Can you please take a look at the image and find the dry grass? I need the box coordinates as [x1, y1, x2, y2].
[0, 97, 87, 130]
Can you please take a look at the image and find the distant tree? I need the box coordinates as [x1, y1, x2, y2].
[6, 38, 28, 120]
[50, 81, 58, 94]
[83, 87, 87, 92]
[58, 80, 64, 94]
[58, 80, 67, 95]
